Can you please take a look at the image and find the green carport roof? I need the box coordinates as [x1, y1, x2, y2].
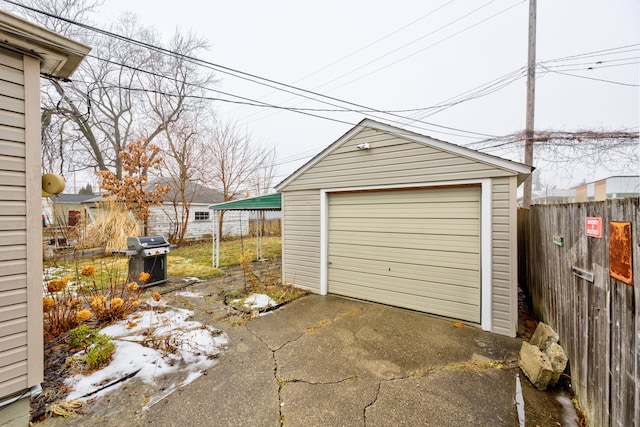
[208, 193, 281, 211]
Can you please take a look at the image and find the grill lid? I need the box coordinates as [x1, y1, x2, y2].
[127, 235, 170, 250]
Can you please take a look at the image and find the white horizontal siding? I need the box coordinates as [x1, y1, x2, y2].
[282, 190, 320, 292]
[147, 204, 248, 239]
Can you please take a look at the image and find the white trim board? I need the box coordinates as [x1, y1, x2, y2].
[319, 178, 492, 332]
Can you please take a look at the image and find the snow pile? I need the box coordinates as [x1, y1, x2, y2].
[235, 293, 277, 309]
[64, 307, 228, 408]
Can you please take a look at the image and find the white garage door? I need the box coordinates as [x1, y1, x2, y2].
[328, 186, 481, 323]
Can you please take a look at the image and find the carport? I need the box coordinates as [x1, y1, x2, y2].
[209, 193, 281, 268]
[275, 119, 531, 337]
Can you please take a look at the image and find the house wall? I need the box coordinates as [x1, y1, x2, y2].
[491, 176, 518, 336]
[281, 190, 321, 292]
[284, 129, 513, 192]
[147, 204, 249, 240]
[281, 127, 521, 335]
[594, 179, 607, 201]
[0, 49, 42, 404]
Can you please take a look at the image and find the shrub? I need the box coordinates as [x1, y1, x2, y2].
[43, 259, 146, 336]
[67, 325, 116, 371]
[68, 325, 100, 349]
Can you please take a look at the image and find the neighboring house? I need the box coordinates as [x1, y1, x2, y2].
[574, 175, 640, 202]
[525, 188, 576, 205]
[276, 119, 532, 337]
[532, 188, 576, 205]
[43, 193, 96, 227]
[147, 178, 248, 240]
[0, 10, 90, 426]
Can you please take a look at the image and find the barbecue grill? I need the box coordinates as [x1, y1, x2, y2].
[121, 235, 170, 287]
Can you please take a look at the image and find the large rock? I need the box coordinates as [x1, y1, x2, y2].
[519, 341, 554, 390]
[545, 342, 568, 386]
[529, 322, 559, 351]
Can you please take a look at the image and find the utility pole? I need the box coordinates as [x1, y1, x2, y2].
[522, 0, 537, 208]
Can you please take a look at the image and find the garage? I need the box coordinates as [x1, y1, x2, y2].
[328, 186, 480, 323]
[275, 119, 531, 336]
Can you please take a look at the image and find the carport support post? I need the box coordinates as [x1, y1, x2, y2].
[212, 210, 220, 268]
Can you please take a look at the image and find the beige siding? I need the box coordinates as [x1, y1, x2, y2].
[0, 48, 29, 397]
[285, 128, 513, 191]
[281, 190, 321, 292]
[491, 177, 517, 336]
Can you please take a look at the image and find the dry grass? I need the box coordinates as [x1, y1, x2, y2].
[76, 200, 141, 253]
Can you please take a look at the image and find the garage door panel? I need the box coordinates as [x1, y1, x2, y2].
[330, 203, 479, 219]
[330, 278, 479, 323]
[329, 231, 479, 253]
[329, 260, 478, 290]
[329, 245, 479, 271]
[328, 186, 481, 323]
[329, 187, 480, 205]
[329, 218, 480, 235]
[329, 269, 479, 304]
[329, 255, 478, 287]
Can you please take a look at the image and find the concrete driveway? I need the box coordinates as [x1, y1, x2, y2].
[143, 295, 570, 427]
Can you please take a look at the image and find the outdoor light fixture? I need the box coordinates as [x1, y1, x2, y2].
[356, 143, 370, 150]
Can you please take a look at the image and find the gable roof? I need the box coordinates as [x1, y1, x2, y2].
[150, 178, 225, 204]
[276, 119, 532, 191]
[209, 193, 281, 211]
[49, 193, 96, 204]
[0, 10, 91, 78]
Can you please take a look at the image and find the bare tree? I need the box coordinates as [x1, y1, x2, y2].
[50, 16, 215, 179]
[157, 113, 210, 244]
[204, 121, 274, 237]
[12, 1, 217, 181]
[249, 146, 278, 196]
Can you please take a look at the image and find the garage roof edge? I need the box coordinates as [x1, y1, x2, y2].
[275, 119, 532, 191]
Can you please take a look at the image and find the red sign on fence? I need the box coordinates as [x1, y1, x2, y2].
[585, 217, 602, 238]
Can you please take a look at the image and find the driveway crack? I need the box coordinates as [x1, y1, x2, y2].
[363, 381, 381, 426]
[245, 325, 307, 426]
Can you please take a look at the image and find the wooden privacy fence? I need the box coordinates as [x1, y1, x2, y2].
[519, 198, 639, 427]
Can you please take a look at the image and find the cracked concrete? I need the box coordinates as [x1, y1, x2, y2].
[150, 294, 566, 426]
[43, 293, 570, 426]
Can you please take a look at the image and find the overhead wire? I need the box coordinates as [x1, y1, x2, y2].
[237, 0, 509, 125]
[226, 0, 458, 117]
[4, 0, 500, 139]
[5, 0, 637, 164]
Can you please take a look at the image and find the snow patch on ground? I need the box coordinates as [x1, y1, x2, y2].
[64, 308, 228, 407]
[174, 290, 203, 298]
[233, 293, 277, 309]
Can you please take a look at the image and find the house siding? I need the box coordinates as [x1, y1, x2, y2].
[491, 177, 517, 336]
[285, 129, 513, 191]
[147, 204, 248, 240]
[0, 49, 42, 400]
[281, 190, 321, 292]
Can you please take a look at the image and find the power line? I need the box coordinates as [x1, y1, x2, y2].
[539, 64, 639, 87]
[6, 1, 499, 139]
[322, 0, 526, 95]
[226, 0, 458, 117]
[238, 0, 510, 125]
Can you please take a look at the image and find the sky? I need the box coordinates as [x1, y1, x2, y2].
[38, 1, 640, 189]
